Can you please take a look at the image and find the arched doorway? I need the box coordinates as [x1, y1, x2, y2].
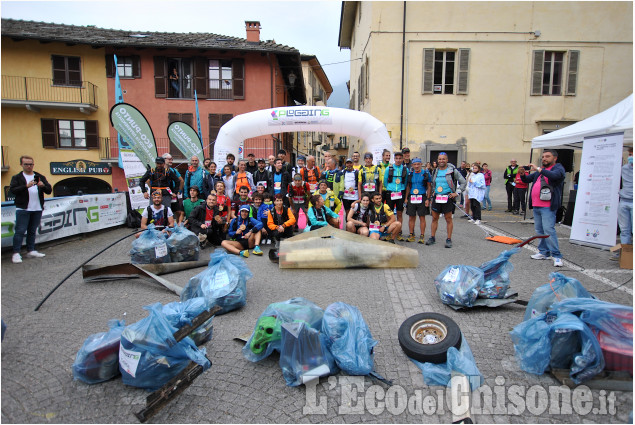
[53, 177, 112, 197]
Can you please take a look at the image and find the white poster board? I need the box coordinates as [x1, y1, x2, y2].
[570, 132, 624, 248]
[121, 148, 148, 211]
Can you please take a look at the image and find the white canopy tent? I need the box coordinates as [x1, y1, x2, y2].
[531, 94, 633, 149]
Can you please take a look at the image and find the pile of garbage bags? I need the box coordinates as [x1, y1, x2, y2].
[434, 248, 519, 307]
[510, 273, 633, 384]
[130, 224, 199, 264]
[242, 298, 381, 386]
[181, 250, 252, 315]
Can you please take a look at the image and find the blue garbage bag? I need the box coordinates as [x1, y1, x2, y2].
[72, 319, 125, 384]
[119, 303, 210, 390]
[167, 224, 199, 262]
[523, 273, 594, 321]
[130, 224, 171, 264]
[181, 250, 252, 315]
[410, 336, 483, 391]
[1, 319, 5, 341]
[510, 311, 604, 384]
[243, 297, 324, 363]
[321, 302, 378, 376]
[478, 247, 519, 299]
[550, 298, 633, 360]
[162, 297, 214, 346]
[279, 321, 339, 386]
[434, 265, 484, 307]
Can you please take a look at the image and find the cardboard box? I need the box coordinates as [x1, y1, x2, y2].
[621, 244, 633, 270]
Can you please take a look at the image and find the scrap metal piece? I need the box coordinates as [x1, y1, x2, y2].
[134, 306, 221, 423]
[82, 263, 184, 296]
[277, 226, 418, 269]
[447, 291, 522, 311]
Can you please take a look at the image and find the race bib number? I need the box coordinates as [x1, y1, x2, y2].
[205, 220, 212, 226]
[293, 196, 304, 204]
[155, 242, 168, 258]
[363, 183, 376, 192]
[369, 223, 381, 231]
[257, 181, 268, 188]
[119, 345, 142, 378]
[274, 182, 281, 190]
[411, 195, 423, 204]
[390, 191, 402, 200]
[345, 187, 356, 195]
[435, 195, 449, 204]
[309, 183, 317, 191]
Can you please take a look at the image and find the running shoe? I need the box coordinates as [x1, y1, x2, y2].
[253, 246, 263, 256]
[12, 253, 22, 263]
[26, 251, 45, 258]
[425, 236, 436, 246]
[530, 253, 550, 260]
[240, 250, 249, 258]
[445, 239, 453, 248]
[396, 233, 405, 241]
[474, 220, 481, 225]
[553, 258, 563, 267]
[388, 238, 396, 244]
[406, 233, 415, 242]
[418, 235, 426, 244]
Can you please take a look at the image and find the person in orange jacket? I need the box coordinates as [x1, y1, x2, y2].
[267, 193, 297, 244]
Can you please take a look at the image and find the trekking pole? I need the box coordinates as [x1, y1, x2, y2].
[34, 229, 144, 312]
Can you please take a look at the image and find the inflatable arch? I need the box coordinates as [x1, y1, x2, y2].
[213, 106, 393, 168]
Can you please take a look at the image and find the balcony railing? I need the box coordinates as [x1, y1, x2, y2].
[2, 75, 98, 109]
[1, 146, 9, 172]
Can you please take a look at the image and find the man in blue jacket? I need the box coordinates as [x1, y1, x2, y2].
[521, 149, 566, 267]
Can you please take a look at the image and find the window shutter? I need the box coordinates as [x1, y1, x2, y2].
[105, 55, 115, 78]
[41, 119, 58, 148]
[531, 50, 544, 96]
[233, 59, 245, 99]
[566, 50, 579, 96]
[457, 48, 470, 95]
[194, 57, 209, 98]
[154, 56, 167, 98]
[365, 57, 369, 99]
[85, 121, 99, 149]
[182, 113, 194, 127]
[208, 114, 222, 144]
[132, 55, 141, 78]
[168, 113, 180, 124]
[422, 48, 434, 94]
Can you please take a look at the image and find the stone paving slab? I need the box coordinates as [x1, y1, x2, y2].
[1, 205, 632, 423]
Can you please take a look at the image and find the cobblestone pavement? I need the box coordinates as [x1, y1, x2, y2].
[2, 204, 632, 423]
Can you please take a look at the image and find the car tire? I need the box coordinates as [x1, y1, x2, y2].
[398, 312, 462, 364]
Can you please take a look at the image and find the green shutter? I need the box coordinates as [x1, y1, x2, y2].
[531, 50, 544, 96]
[457, 48, 470, 95]
[422, 48, 434, 94]
[566, 50, 580, 96]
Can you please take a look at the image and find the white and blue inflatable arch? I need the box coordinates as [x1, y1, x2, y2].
[213, 106, 393, 168]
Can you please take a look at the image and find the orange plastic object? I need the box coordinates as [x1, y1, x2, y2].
[485, 236, 523, 245]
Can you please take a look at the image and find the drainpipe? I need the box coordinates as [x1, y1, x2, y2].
[399, 1, 406, 150]
[267, 53, 274, 108]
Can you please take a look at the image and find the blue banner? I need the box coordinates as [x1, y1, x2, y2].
[113, 55, 128, 168]
[195, 90, 203, 141]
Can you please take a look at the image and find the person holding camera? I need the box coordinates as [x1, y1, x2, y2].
[521, 149, 566, 267]
[9, 155, 52, 263]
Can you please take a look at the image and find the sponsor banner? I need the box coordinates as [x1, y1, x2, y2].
[110, 103, 157, 168]
[268, 108, 333, 126]
[570, 132, 623, 248]
[50, 159, 112, 175]
[1, 193, 127, 248]
[121, 148, 148, 211]
[167, 121, 203, 160]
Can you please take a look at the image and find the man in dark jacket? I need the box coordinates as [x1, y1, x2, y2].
[521, 149, 566, 267]
[188, 193, 226, 247]
[139, 157, 180, 209]
[252, 158, 273, 196]
[9, 155, 52, 263]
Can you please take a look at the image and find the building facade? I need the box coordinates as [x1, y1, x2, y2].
[1, 19, 306, 198]
[339, 1, 633, 192]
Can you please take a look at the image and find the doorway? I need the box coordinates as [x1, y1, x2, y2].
[430, 150, 458, 167]
[53, 177, 112, 197]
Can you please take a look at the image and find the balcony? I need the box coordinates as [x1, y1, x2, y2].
[1, 146, 9, 172]
[2, 75, 98, 114]
[100, 137, 217, 163]
[312, 134, 323, 146]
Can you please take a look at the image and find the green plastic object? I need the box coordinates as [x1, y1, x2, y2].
[250, 316, 281, 354]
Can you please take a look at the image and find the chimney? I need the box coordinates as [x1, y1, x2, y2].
[245, 21, 261, 43]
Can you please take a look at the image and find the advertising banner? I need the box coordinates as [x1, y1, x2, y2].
[110, 103, 157, 168]
[167, 121, 204, 160]
[1, 193, 127, 249]
[120, 149, 149, 211]
[570, 132, 624, 248]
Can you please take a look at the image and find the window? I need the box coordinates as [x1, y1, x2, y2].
[422, 48, 470, 95]
[209, 114, 233, 143]
[208, 59, 244, 100]
[531, 50, 579, 96]
[106, 55, 141, 78]
[41, 119, 98, 149]
[52, 55, 81, 86]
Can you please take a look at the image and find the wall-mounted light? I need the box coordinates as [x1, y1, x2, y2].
[288, 71, 297, 88]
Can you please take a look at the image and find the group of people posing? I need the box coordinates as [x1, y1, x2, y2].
[137, 147, 497, 255]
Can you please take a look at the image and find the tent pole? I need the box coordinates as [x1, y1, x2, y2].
[523, 148, 534, 220]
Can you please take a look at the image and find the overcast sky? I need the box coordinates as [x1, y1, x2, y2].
[1, 0, 352, 106]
